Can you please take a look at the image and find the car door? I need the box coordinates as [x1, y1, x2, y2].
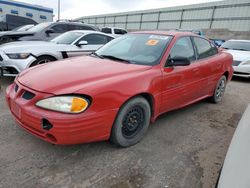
[160, 36, 203, 113]
[192, 37, 221, 95]
[67, 34, 113, 58]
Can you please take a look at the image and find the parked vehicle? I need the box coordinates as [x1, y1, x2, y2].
[221, 39, 250, 78]
[6, 31, 233, 147]
[175, 29, 204, 36]
[0, 14, 37, 31]
[210, 39, 226, 47]
[11, 24, 34, 32]
[0, 21, 100, 45]
[217, 105, 250, 188]
[0, 24, 34, 37]
[101, 27, 127, 37]
[0, 30, 114, 76]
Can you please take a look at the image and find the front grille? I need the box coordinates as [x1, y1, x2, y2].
[233, 61, 241, 66]
[22, 91, 35, 100]
[4, 67, 19, 74]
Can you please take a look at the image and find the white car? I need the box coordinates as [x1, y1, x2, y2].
[217, 105, 250, 188]
[101, 27, 127, 38]
[0, 30, 114, 76]
[221, 40, 250, 78]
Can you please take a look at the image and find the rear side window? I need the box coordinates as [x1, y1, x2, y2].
[69, 24, 95, 31]
[169, 37, 195, 61]
[51, 24, 69, 33]
[114, 29, 127, 35]
[193, 37, 218, 59]
[81, 34, 108, 45]
[101, 28, 112, 34]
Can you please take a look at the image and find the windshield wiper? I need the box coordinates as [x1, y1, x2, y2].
[101, 55, 131, 63]
[90, 52, 104, 59]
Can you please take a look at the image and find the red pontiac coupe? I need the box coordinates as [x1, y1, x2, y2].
[5, 31, 233, 147]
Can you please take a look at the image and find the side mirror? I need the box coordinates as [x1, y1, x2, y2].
[45, 29, 54, 35]
[77, 40, 88, 46]
[166, 57, 191, 67]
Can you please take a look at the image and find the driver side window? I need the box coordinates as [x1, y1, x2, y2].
[169, 37, 195, 61]
[80, 34, 108, 45]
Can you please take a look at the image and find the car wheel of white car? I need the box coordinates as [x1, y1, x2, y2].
[211, 75, 227, 103]
[30, 56, 56, 67]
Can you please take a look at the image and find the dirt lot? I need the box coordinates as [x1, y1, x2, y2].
[0, 77, 249, 188]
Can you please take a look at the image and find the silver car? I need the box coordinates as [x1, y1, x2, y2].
[0, 30, 114, 76]
[221, 40, 250, 78]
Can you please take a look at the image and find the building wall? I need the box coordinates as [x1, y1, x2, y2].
[74, 0, 250, 32]
[0, 0, 53, 23]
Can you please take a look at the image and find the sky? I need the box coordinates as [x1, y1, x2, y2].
[18, 0, 219, 20]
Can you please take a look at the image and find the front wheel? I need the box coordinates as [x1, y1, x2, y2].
[111, 97, 151, 147]
[210, 75, 227, 103]
[30, 56, 56, 67]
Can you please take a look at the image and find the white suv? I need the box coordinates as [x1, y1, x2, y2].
[101, 27, 127, 38]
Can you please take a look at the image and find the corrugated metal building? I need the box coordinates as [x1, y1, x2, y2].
[74, 0, 250, 31]
[0, 0, 53, 23]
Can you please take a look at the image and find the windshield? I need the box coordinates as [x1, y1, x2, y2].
[28, 22, 51, 32]
[222, 41, 250, 51]
[51, 32, 83, 44]
[95, 34, 172, 65]
[12, 25, 34, 31]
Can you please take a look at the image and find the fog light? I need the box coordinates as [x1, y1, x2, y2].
[41, 118, 53, 131]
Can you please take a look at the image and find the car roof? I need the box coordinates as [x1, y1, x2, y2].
[102, 26, 127, 30]
[132, 30, 198, 37]
[67, 30, 114, 37]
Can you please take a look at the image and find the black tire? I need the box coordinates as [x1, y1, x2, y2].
[111, 97, 151, 147]
[210, 75, 227, 104]
[30, 56, 56, 67]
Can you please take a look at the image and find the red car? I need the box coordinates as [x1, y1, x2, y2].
[5, 31, 233, 147]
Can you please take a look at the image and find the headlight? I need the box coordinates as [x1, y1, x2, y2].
[6, 53, 30, 59]
[36, 96, 89, 113]
[242, 60, 250, 65]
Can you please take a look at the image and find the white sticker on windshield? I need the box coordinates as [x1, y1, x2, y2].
[149, 35, 169, 40]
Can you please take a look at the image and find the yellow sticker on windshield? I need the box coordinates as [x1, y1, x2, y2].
[146, 39, 159, 46]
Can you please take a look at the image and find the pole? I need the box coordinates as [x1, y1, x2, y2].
[58, 0, 60, 21]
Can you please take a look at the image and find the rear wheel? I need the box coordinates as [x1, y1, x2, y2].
[210, 75, 227, 103]
[30, 56, 56, 67]
[111, 97, 151, 147]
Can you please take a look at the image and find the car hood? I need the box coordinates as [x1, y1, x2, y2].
[225, 50, 250, 62]
[1, 31, 35, 36]
[0, 41, 67, 53]
[17, 56, 152, 94]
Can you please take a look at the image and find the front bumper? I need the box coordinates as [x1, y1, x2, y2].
[233, 65, 250, 78]
[0, 51, 36, 77]
[5, 81, 118, 145]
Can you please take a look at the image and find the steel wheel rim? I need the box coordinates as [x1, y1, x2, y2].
[37, 59, 50, 65]
[122, 105, 145, 139]
[216, 79, 226, 101]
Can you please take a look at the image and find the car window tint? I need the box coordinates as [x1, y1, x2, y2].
[51, 24, 69, 33]
[107, 36, 114, 42]
[114, 29, 123, 34]
[81, 34, 108, 45]
[193, 37, 218, 59]
[69, 24, 95, 31]
[169, 37, 195, 61]
[101, 28, 112, 34]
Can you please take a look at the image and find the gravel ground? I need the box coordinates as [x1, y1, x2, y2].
[0, 77, 249, 188]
